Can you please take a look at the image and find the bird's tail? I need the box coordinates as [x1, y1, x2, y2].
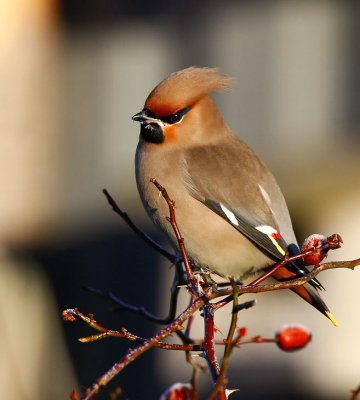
[271, 265, 338, 326]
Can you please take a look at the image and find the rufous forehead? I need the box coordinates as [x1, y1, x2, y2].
[144, 99, 182, 117]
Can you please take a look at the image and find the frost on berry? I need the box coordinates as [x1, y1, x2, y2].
[301, 234, 327, 265]
[159, 382, 193, 400]
[62, 309, 77, 322]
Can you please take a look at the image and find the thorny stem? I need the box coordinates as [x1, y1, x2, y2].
[65, 308, 201, 351]
[79, 296, 206, 400]
[150, 178, 200, 297]
[202, 303, 220, 379]
[67, 306, 278, 349]
[71, 185, 360, 400]
[69, 256, 360, 399]
[207, 280, 240, 400]
[213, 245, 337, 311]
[191, 334, 275, 347]
[83, 264, 192, 344]
[214, 258, 360, 297]
[185, 298, 196, 337]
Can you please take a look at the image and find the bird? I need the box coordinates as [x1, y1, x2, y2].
[132, 66, 337, 326]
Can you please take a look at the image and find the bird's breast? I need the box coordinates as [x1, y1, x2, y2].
[135, 141, 273, 279]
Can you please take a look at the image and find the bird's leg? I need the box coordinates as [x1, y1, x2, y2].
[213, 252, 303, 311]
[248, 256, 291, 287]
[199, 271, 218, 289]
[213, 264, 283, 310]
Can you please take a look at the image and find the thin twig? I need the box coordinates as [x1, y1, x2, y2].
[83, 266, 181, 325]
[74, 186, 360, 400]
[83, 265, 192, 344]
[185, 297, 196, 337]
[186, 353, 203, 400]
[235, 336, 276, 346]
[202, 302, 226, 400]
[213, 258, 360, 297]
[79, 296, 206, 400]
[202, 303, 220, 380]
[64, 308, 202, 351]
[232, 299, 257, 313]
[213, 243, 340, 310]
[150, 178, 201, 297]
[190, 335, 275, 347]
[70, 256, 360, 399]
[207, 280, 239, 400]
[103, 189, 179, 263]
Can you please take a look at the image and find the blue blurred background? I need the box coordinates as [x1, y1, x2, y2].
[1, 1, 360, 399]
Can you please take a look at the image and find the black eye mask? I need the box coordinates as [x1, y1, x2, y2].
[145, 106, 191, 125]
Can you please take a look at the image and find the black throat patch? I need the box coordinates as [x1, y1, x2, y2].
[140, 123, 164, 144]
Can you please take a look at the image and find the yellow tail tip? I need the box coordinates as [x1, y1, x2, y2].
[325, 311, 338, 327]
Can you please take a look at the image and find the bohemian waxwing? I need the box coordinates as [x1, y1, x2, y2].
[133, 67, 337, 326]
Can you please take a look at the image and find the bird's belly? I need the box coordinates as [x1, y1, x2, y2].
[171, 198, 273, 279]
[136, 144, 273, 280]
[142, 180, 272, 279]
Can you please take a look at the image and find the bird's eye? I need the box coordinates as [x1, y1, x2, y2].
[169, 113, 182, 124]
[161, 112, 183, 125]
[160, 106, 191, 125]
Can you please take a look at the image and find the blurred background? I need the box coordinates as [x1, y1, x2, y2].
[1, 0, 360, 399]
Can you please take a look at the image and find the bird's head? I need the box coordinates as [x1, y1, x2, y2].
[132, 67, 234, 146]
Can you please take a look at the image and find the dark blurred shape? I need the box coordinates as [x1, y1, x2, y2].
[59, 0, 247, 26]
[25, 229, 168, 399]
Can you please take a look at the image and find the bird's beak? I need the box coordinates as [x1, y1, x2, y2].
[132, 110, 146, 122]
[132, 109, 157, 124]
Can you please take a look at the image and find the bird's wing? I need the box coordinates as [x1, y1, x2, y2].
[183, 138, 286, 259]
[182, 138, 323, 289]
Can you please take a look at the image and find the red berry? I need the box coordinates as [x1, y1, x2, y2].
[62, 309, 77, 322]
[301, 234, 327, 265]
[160, 383, 193, 400]
[238, 327, 247, 337]
[276, 324, 311, 352]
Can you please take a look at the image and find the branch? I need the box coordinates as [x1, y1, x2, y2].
[69, 184, 360, 400]
[103, 189, 179, 264]
[202, 304, 220, 376]
[212, 258, 360, 298]
[213, 242, 344, 310]
[207, 280, 240, 400]
[150, 178, 201, 297]
[78, 296, 206, 400]
[63, 308, 201, 351]
[69, 252, 360, 399]
[83, 266, 182, 325]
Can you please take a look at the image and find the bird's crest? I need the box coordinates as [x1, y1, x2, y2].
[145, 67, 234, 117]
